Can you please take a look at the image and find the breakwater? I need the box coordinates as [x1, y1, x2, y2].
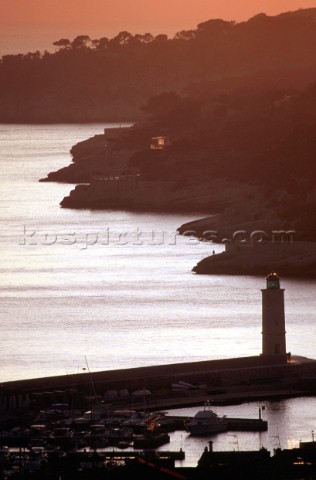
[1, 354, 316, 413]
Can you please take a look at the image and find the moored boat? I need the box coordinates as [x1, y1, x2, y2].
[186, 401, 227, 436]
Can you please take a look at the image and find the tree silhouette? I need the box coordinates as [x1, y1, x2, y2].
[71, 35, 91, 49]
[53, 39, 71, 50]
[110, 31, 133, 47]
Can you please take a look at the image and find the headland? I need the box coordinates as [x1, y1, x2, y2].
[177, 216, 316, 277]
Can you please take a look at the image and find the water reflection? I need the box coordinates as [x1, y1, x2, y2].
[162, 396, 316, 466]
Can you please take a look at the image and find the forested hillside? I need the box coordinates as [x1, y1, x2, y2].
[1, 8, 316, 122]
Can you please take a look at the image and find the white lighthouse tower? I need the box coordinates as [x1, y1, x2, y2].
[262, 273, 286, 357]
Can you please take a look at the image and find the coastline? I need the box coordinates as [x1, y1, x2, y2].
[191, 242, 316, 277]
[36, 123, 316, 279]
[177, 217, 316, 278]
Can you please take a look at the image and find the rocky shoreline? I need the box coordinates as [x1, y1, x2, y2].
[39, 124, 316, 278]
[192, 244, 316, 277]
[39, 126, 269, 215]
[177, 216, 316, 278]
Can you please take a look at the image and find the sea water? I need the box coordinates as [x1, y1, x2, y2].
[0, 124, 315, 465]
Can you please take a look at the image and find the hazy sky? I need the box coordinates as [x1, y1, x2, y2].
[1, 0, 316, 55]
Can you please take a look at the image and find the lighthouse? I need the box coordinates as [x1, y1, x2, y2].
[262, 273, 286, 357]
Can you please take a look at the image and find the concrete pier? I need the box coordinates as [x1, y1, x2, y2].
[1, 354, 316, 413]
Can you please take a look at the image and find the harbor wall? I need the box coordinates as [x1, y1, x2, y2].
[1, 355, 316, 412]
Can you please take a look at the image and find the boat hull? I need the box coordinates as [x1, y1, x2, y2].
[187, 423, 228, 436]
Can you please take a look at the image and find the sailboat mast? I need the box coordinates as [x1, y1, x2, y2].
[84, 355, 97, 399]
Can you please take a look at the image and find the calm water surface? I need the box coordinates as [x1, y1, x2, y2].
[162, 397, 316, 467]
[0, 124, 315, 465]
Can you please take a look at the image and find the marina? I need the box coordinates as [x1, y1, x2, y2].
[1, 429, 315, 479]
[1, 392, 314, 478]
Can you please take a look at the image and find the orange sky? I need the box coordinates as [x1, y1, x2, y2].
[1, 0, 316, 55]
